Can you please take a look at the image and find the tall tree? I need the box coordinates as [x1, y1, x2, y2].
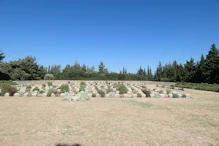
[155, 61, 163, 81]
[98, 61, 108, 73]
[183, 58, 196, 82]
[137, 66, 144, 76]
[204, 44, 219, 83]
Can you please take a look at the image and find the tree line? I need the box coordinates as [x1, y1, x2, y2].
[0, 52, 153, 81]
[154, 44, 219, 84]
[0, 44, 218, 83]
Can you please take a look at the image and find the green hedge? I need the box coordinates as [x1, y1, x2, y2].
[175, 82, 219, 92]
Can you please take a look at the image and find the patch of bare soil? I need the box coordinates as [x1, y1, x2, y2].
[0, 89, 219, 146]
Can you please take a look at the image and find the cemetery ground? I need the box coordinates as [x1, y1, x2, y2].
[0, 81, 219, 146]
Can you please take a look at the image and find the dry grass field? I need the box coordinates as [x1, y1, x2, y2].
[0, 88, 219, 146]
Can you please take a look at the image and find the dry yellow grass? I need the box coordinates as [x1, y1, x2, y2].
[0, 89, 219, 146]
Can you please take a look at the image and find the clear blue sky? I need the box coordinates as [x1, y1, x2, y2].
[0, 0, 218, 73]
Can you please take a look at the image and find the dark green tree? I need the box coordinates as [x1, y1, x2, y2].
[98, 61, 108, 74]
[204, 44, 219, 83]
[155, 61, 163, 81]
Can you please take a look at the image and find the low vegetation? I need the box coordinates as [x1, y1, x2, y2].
[176, 82, 219, 92]
[59, 84, 69, 93]
[0, 81, 16, 96]
[118, 84, 128, 94]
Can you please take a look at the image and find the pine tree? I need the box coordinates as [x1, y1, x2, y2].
[98, 61, 108, 73]
[204, 44, 219, 83]
[137, 66, 144, 76]
[183, 58, 196, 82]
[155, 61, 163, 81]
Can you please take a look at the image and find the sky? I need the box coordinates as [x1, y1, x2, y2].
[0, 0, 218, 73]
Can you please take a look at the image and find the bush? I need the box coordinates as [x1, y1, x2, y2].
[39, 90, 44, 94]
[47, 88, 57, 97]
[137, 93, 142, 97]
[72, 92, 90, 101]
[98, 90, 105, 97]
[80, 82, 86, 86]
[170, 85, 175, 89]
[42, 84, 46, 88]
[182, 93, 186, 98]
[32, 87, 40, 92]
[79, 82, 86, 92]
[79, 86, 85, 92]
[79, 92, 89, 100]
[59, 84, 69, 93]
[142, 89, 151, 97]
[175, 82, 219, 92]
[172, 93, 179, 98]
[92, 93, 96, 97]
[0, 83, 11, 96]
[48, 82, 53, 87]
[44, 74, 54, 80]
[166, 89, 172, 94]
[6, 86, 17, 96]
[118, 84, 128, 94]
[64, 92, 72, 101]
[26, 86, 32, 92]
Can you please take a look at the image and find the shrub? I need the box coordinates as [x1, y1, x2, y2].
[79, 82, 86, 92]
[175, 82, 219, 92]
[79, 86, 85, 92]
[26, 86, 32, 92]
[172, 93, 179, 98]
[59, 84, 69, 93]
[64, 92, 72, 101]
[42, 84, 46, 88]
[72, 92, 90, 101]
[0, 83, 11, 96]
[137, 93, 142, 97]
[80, 82, 86, 86]
[113, 83, 118, 89]
[92, 93, 96, 97]
[47, 82, 53, 87]
[47, 88, 57, 97]
[182, 93, 186, 98]
[170, 85, 175, 89]
[6, 86, 17, 96]
[79, 92, 89, 100]
[39, 90, 44, 94]
[98, 90, 105, 97]
[142, 89, 151, 97]
[166, 89, 172, 94]
[118, 84, 128, 94]
[32, 87, 40, 92]
[44, 74, 54, 80]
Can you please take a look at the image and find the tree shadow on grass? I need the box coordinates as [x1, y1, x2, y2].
[56, 143, 82, 146]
